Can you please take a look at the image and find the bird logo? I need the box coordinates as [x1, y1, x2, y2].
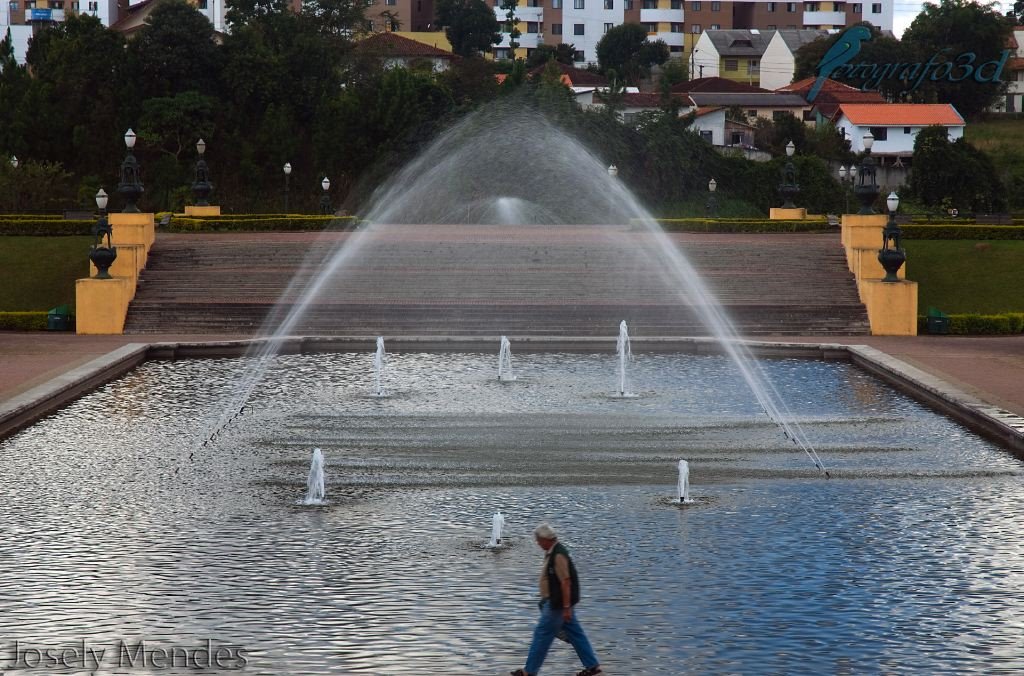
[808, 25, 873, 102]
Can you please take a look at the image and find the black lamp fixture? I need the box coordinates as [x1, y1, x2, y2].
[854, 131, 879, 215]
[607, 164, 619, 178]
[117, 128, 144, 213]
[778, 140, 799, 209]
[838, 163, 858, 214]
[192, 138, 213, 207]
[706, 178, 718, 218]
[320, 176, 332, 215]
[9, 155, 17, 169]
[89, 188, 118, 279]
[878, 191, 906, 283]
[283, 162, 292, 213]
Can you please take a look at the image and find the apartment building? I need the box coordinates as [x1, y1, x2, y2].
[484, 0, 890, 65]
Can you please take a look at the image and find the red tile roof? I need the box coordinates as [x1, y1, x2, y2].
[672, 77, 767, 93]
[777, 76, 862, 93]
[838, 103, 965, 126]
[355, 32, 456, 59]
[1008, 57, 1024, 71]
[694, 106, 723, 117]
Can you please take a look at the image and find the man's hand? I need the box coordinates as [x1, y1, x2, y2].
[562, 606, 573, 623]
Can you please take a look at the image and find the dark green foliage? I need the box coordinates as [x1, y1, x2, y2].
[166, 216, 351, 231]
[0, 161, 76, 214]
[908, 125, 1006, 213]
[902, 0, 1013, 119]
[903, 224, 1024, 239]
[0, 312, 50, 331]
[655, 219, 831, 233]
[945, 313, 1023, 334]
[0, 219, 92, 235]
[596, 23, 669, 84]
[441, 0, 501, 57]
[525, 43, 577, 69]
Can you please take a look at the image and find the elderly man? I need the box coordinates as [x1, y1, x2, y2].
[511, 523, 602, 676]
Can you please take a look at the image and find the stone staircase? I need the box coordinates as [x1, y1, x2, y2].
[124, 226, 869, 336]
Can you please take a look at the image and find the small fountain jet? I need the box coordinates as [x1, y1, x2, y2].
[374, 337, 387, 397]
[303, 447, 326, 505]
[498, 336, 515, 382]
[488, 511, 506, 548]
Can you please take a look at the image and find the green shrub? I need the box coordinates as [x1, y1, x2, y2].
[902, 225, 1024, 240]
[0, 311, 50, 330]
[0, 219, 93, 236]
[166, 216, 355, 232]
[654, 218, 831, 233]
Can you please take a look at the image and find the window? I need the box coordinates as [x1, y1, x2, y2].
[385, 0, 396, 5]
[671, 22, 683, 31]
[787, 2, 796, 10]
[710, 23, 720, 28]
[903, 127, 912, 134]
[72, 0, 79, 10]
[574, 50, 585, 62]
[574, 22, 585, 34]
[871, 2, 880, 12]
[699, 130, 713, 142]
[624, 0, 633, 8]
[366, 19, 374, 30]
[604, 22, 613, 32]
[25, 0, 34, 7]
[766, 23, 777, 28]
[197, 0, 207, 8]
[725, 58, 738, 70]
[574, 0, 584, 8]
[87, 0, 97, 9]
[691, 1, 700, 9]
[528, 0, 543, 5]
[869, 126, 888, 141]
[711, 0, 720, 9]
[834, 1, 845, 9]
[731, 132, 742, 145]
[604, 0, 613, 8]
[671, 0, 682, 7]
[772, 110, 793, 121]
[670, 45, 683, 52]
[642, 21, 657, 31]
[642, 0, 656, 7]
[623, 113, 638, 124]
[852, 2, 861, 11]
[805, 2, 819, 10]
[747, 109, 756, 117]
[747, 59, 759, 73]
[9, 1, 17, 9]
[50, 0, 63, 7]
[552, 0, 561, 6]
[528, 21, 539, 32]
[494, 48, 512, 59]
[767, 1, 775, 10]
[691, 23, 701, 32]
[552, 23, 562, 34]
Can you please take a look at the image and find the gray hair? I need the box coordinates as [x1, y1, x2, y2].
[534, 522, 558, 540]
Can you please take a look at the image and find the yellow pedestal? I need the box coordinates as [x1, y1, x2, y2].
[110, 212, 156, 251]
[861, 279, 918, 336]
[185, 205, 221, 216]
[89, 244, 144, 298]
[841, 214, 887, 272]
[75, 276, 133, 334]
[770, 207, 807, 220]
[849, 248, 906, 298]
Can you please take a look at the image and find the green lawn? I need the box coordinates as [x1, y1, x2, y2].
[906, 239, 1024, 314]
[964, 118, 1024, 154]
[0, 236, 91, 311]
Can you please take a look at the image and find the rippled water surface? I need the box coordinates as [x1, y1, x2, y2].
[1, 352, 1022, 674]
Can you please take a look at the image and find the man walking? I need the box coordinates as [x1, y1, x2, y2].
[511, 523, 602, 676]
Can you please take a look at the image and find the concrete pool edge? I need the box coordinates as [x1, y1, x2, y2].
[2, 336, 1022, 459]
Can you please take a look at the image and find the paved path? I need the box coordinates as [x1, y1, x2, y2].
[1, 332, 1022, 417]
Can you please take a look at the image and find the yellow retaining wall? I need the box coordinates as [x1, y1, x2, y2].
[841, 213, 917, 335]
[75, 277, 134, 334]
[77, 212, 156, 334]
[770, 207, 807, 220]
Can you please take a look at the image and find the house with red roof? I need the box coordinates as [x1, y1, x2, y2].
[992, 26, 1024, 113]
[354, 32, 457, 73]
[834, 103, 965, 157]
[776, 76, 885, 123]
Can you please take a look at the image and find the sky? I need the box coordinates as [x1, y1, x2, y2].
[892, 0, 1012, 37]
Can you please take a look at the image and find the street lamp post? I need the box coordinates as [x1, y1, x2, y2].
[9, 155, 18, 213]
[854, 131, 879, 215]
[192, 138, 213, 207]
[878, 191, 906, 283]
[89, 188, 117, 279]
[706, 178, 718, 218]
[778, 140, 799, 209]
[117, 128, 144, 213]
[283, 162, 292, 213]
[838, 165, 858, 214]
[320, 177, 332, 215]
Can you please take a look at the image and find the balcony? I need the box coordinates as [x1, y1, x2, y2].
[24, 8, 66, 21]
[802, 10, 845, 24]
[655, 31, 685, 47]
[639, 8, 681, 22]
[515, 5, 544, 21]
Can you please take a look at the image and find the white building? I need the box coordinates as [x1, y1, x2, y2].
[758, 28, 826, 90]
[992, 26, 1024, 113]
[834, 103, 965, 157]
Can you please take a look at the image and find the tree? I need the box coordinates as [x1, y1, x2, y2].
[902, 0, 1013, 119]
[596, 23, 669, 84]
[908, 125, 1005, 212]
[226, 0, 290, 28]
[525, 43, 576, 69]
[303, 0, 367, 40]
[0, 28, 30, 159]
[126, 1, 222, 100]
[441, 0, 501, 58]
[658, 56, 688, 89]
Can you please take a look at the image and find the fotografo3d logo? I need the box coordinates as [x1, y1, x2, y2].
[808, 25, 1011, 102]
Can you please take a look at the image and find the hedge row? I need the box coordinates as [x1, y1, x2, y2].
[902, 225, 1024, 240]
[919, 312, 1024, 335]
[0, 311, 51, 330]
[654, 219, 832, 233]
[166, 216, 355, 232]
[0, 219, 93, 235]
